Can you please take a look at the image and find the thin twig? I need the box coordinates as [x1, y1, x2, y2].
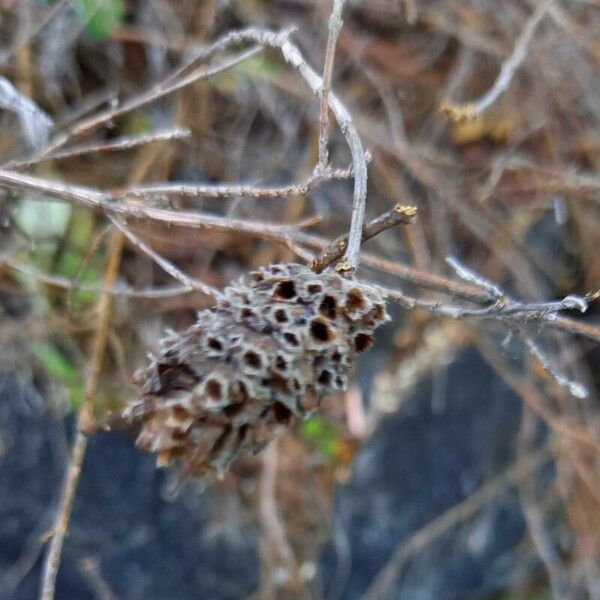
[8, 128, 191, 168]
[118, 165, 354, 200]
[233, 28, 369, 274]
[38, 45, 262, 156]
[445, 255, 504, 300]
[78, 557, 119, 600]
[39, 138, 166, 598]
[519, 327, 588, 399]
[318, 0, 346, 170]
[259, 441, 298, 594]
[476, 337, 600, 452]
[378, 283, 593, 341]
[0, 252, 195, 299]
[40, 230, 124, 600]
[0, 168, 320, 239]
[108, 216, 221, 299]
[440, 0, 552, 121]
[311, 204, 417, 272]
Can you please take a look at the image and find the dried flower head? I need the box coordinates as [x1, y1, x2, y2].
[123, 263, 389, 479]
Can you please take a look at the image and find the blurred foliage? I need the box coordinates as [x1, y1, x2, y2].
[30, 341, 84, 410]
[122, 113, 152, 136]
[77, 0, 124, 40]
[12, 200, 100, 307]
[54, 209, 101, 306]
[12, 197, 71, 241]
[300, 416, 340, 461]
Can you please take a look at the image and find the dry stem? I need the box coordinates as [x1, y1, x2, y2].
[259, 441, 298, 595]
[40, 229, 124, 600]
[440, 0, 552, 121]
[311, 204, 417, 272]
[109, 216, 220, 299]
[318, 0, 346, 170]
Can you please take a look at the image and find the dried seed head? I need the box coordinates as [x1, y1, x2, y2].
[122, 263, 389, 479]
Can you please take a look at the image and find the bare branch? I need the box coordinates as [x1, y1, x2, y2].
[377, 281, 590, 337]
[1, 171, 597, 343]
[9, 128, 191, 168]
[8, 25, 369, 271]
[119, 165, 353, 200]
[231, 28, 369, 273]
[40, 230, 125, 600]
[311, 204, 417, 273]
[108, 216, 221, 299]
[0, 168, 320, 240]
[39, 44, 262, 156]
[0, 252, 194, 299]
[318, 0, 346, 170]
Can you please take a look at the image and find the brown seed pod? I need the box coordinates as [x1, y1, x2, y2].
[122, 263, 389, 479]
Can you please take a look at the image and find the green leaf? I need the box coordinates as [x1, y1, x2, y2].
[122, 113, 151, 135]
[68, 209, 95, 251]
[300, 416, 339, 459]
[77, 0, 124, 40]
[30, 341, 79, 383]
[30, 341, 84, 410]
[12, 197, 72, 241]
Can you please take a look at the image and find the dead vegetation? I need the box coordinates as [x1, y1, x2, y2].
[0, 1, 599, 599]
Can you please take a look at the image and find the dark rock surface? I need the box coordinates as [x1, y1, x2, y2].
[319, 348, 530, 599]
[0, 349, 535, 599]
[0, 371, 259, 600]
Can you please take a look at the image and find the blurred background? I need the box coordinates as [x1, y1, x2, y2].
[0, 1, 599, 598]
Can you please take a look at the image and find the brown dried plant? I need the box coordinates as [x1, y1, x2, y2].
[0, 1, 598, 599]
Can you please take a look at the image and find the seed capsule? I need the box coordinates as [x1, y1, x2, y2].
[123, 263, 389, 479]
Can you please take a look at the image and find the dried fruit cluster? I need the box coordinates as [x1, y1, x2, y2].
[123, 263, 388, 478]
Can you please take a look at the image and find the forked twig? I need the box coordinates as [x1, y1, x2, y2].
[230, 28, 369, 273]
[311, 204, 417, 272]
[0, 168, 321, 239]
[443, 256, 589, 398]
[37, 45, 262, 157]
[6, 25, 368, 270]
[1, 161, 596, 342]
